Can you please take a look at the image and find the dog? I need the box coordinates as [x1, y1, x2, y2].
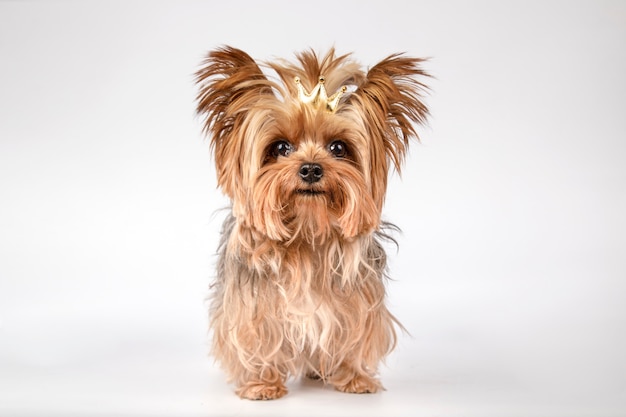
[195, 46, 429, 400]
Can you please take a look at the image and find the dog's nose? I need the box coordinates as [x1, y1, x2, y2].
[299, 163, 324, 183]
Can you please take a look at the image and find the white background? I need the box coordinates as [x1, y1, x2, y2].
[1, 1, 625, 416]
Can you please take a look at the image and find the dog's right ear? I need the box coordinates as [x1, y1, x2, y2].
[195, 46, 273, 198]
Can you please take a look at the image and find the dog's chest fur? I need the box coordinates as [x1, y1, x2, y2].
[212, 214, 391, 358]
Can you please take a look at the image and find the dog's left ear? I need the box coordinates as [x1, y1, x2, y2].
[195, 46, 274, 199]
[347, 54, 429, 211]
[351, 54, 430, 172]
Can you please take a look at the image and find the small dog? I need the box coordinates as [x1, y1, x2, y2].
[195, 46, 429, 400]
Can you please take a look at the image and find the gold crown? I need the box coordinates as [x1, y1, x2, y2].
[295, 76, 347, 113]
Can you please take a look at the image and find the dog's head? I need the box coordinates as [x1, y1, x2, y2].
[196, 46, 429, 244]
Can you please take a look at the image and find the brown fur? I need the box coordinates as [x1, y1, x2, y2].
[196, 46, 429, 400]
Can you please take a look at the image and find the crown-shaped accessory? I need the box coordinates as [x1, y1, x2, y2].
[295, 76, 347, 113]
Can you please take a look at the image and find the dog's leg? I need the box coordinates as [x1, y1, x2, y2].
[213, 330, 290, 399]
[211, 303, 291, 399]
[324, 297, 395, 394]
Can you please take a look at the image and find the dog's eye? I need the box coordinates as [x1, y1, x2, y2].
[270, 140, 293, 158]
[328, 140, 348, 158]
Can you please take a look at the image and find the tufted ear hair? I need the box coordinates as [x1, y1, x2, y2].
[195, 46, 274, 198]
[351, 54, 430, 172]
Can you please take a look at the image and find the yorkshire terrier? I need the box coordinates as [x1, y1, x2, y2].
[195, 46, 429, 400]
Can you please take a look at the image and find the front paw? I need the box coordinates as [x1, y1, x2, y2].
[334, 374, 382, 394]
[236, 382, 288, 400]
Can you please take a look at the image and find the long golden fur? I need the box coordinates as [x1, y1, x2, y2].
[196, 46, 429, 400]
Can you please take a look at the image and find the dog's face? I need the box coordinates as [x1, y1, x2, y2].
[249, 100, 380, 243]
[196, 47, 429, 244]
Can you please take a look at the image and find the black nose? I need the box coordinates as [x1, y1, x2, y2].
[299, 163, 324, 183]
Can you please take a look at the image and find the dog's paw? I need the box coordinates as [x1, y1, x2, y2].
[334, 375, 382, 394]
[237, 382, 288, 400]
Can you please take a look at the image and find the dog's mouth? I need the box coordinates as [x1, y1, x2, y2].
[295, 189, 325, 196]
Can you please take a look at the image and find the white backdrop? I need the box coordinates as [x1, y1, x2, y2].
[1, 1, 625, 416]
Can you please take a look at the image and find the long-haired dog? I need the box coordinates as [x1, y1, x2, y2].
[195, 46, 429, 400]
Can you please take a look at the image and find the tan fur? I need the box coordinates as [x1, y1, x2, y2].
[196, 46, 429, 400]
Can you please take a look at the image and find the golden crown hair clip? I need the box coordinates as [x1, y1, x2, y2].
[295, 76, 347, 113]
